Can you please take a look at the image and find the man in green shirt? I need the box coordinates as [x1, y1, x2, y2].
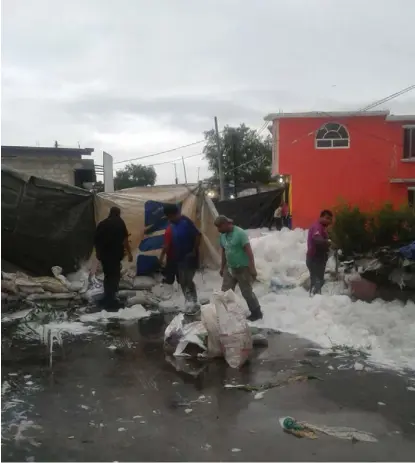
[214, 215, 263, 321]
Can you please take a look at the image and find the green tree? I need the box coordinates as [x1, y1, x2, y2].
[203, 124, 272, 186]
[114, 163, 157, 190]
[92, 180, 104, 193]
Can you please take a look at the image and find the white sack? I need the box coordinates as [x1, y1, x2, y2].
[212, 290, 252, 368]
[200, 303, 222, 357]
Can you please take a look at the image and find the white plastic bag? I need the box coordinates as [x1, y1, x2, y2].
[164, 313, 207, 357]
[212, 290, 252, 368]
[200, 303, 222, 357]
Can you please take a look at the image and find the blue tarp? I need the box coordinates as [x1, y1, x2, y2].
[398, 241, 415, 260]
[136, 200, 182, 276]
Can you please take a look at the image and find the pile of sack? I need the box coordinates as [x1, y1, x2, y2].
[164, 289, 254, 369]
[1, 264, 162, 310]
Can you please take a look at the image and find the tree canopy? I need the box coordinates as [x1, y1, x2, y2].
[114, 163, 157, 190]
[203, 124, 272, 185]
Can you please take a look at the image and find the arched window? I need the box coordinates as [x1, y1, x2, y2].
[315, 122, 350, 149]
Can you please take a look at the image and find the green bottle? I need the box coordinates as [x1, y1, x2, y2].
[283, 417, 304, 431]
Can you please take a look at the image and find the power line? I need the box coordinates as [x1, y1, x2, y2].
[113, 118, 269, 168]
[359, 84, 415, 112]
[288, 83, 415, 147]
[113, 138, 208, 165]
[143, 151, 203, 167]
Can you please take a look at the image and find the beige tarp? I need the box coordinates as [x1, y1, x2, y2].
[94, 184, 221, 269]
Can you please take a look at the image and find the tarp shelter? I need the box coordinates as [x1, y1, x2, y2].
[216, 188, 284, 229]
[95, 184, 221, 274]
[1, 166, 95, 275]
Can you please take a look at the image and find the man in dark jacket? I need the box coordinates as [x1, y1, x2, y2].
[95, 206, 133, 310]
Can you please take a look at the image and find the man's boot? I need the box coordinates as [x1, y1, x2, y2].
[247, 308, 263, 322]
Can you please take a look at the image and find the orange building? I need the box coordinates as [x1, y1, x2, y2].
[264, 110, 415, 229]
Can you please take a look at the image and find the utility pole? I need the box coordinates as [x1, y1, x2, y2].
[173, 163, 178, 184]
[232, 131, 237, 198]
[214, 116, 225, 200]
[197, 166, 200, 182]
[181, 156, 188, 184]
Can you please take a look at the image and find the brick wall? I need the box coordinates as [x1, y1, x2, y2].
[1, 155, 84, 185]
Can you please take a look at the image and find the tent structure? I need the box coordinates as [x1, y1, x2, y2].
[1, 166, 95, 275]
[216, 188, 285, 229]
[95, 183, 221, 274]
[2, 167, 221, 276]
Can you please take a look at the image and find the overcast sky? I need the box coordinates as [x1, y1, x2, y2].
[2, 0, 415, 184]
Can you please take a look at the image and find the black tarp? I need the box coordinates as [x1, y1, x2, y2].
[215, 189, 284, 229]
[1, 166, 95, 276]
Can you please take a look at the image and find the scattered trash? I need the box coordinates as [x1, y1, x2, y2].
[280, 417, 317, 439]
[407, 386, 415, 392]
[184, 408, 193, 414]
[377, 402, 386, 406]
[224, 374, 322, 393]
[231, 448, 242, 453]
[68, 436, 75, 439]
[107, 345, 117, 350]
[201, 443, 212, 451]
[254, 391, 267, 400]
[328, 365, 334, 370]
[80, 405, 89, 410]
[280, 416, 377, 442]
[117, 427, 126, 432]
[164, 313, 207, 357]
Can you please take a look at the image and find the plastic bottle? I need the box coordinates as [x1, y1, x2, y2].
[283, 417, 304, 431]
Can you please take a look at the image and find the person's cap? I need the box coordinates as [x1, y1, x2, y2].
[214, 215, 233, 226]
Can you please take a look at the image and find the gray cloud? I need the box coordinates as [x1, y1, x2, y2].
[2, 0, 415, 183]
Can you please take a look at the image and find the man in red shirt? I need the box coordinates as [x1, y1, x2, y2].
[306, 210, 333, 295]
[160, 223, 175, 284]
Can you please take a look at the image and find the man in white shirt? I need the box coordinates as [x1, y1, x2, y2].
[269, 204, 282, 231]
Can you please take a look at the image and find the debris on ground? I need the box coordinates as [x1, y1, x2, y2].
[224, 374, 323, 392]
[1, 263, 160, 310]
[164, 313, 207, 357]
[279, 417, 318, 439]
[279, 416, 378, 442]
[163, 290, 260, 369]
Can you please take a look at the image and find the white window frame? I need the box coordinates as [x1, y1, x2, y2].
[403, 125, 415, 160]
[315, 122, 350, 150]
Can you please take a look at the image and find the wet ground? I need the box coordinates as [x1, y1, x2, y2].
[2, 313, 415, 462]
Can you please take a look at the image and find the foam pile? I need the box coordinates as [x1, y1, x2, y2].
[247, 230, 415, 371]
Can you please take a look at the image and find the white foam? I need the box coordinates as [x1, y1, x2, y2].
[79, 304, 150, 323]
[246, 230, 415, 372]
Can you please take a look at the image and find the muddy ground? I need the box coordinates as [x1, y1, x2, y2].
[2, 314, 415, 462]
